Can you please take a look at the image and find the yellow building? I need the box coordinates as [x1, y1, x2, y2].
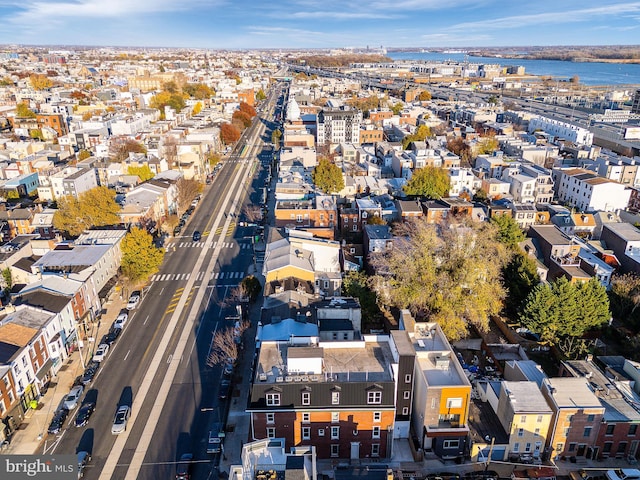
[497, 381, 553, 462]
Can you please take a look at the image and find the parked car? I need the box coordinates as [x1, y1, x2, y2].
[92, 343, 109, 363]
[223, 361, 233, 377]
[126, 291, 141, 310]
[47, 408, 69, 435]
[102, 328, 121, 345]
[175, 453, 193, 480]
[77, 451, 91, 478]
[80, 361, 100, 386]
[64, 385, 84, 410]
[192, 231, 201, 242]
[111, 405, 131, 434]
[113, 312, 128, 330]
[173, 225, 182, 236]
[75, 402, 96, 427]
[218, 379, 231, 399]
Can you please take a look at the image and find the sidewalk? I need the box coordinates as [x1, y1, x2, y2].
[2, 292, 126, 455]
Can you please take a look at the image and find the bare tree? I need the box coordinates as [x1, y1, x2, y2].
[242, 205, 263, 223]
[176, 178, 202, 214]
[162, 135, 178, 168]
[206, 321, 250, 367]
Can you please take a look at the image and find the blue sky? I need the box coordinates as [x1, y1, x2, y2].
[0, 0, 638, 48]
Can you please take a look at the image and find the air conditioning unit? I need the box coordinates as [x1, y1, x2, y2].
[310, 376, 319, 382]
[294, 376, 302, 382]
[285, 376, 293, 382]
[301, 376, 309, 382]
[259, 373, 267, 381]
[276, 376, 284, 383]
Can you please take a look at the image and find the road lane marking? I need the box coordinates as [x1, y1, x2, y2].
[143, 315, 149, 326]
[123, 350, 130, 361]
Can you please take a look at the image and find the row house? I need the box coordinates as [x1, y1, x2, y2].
[449, 168, 480, 198]
[363, 224, 393, 255]
[528, 116, 593, 146]
[263, 229, 342, 298]
[528, 225, 593, 283]
[481, 178, 511, 200]
[591, 154, 640, 187]
[552, 168, 631, 213]
[274, 195, 337, 240]
[249, 335, 406, 459]
[0, 208, 34, 240]
[562, 357, 640, 461]
[422, 198, 473, 225]
[1, 172, 40, 199]
[600, 222, 640, 274]
[407, 319, 471, 461]
[119, 181, 177, 226]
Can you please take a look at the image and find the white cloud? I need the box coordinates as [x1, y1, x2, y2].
[288, 11, 400, 20]
[449, 2, 640, 31]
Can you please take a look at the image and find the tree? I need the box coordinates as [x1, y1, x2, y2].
[183, 83, 213, 99]
[491, 214, 525, 250]
[120, 227, 165, 283]
[570, 75, 580, 84]
[220, 123, 241, 145]
[207, 321, 250, 367]
[232, 110, 252, 129]
[77, 149, 91, 161]
[473, 188, 488, 204]
[476, 136, 499, 155]
[610, 273, 640, 330]
[403, 166, 449, 199]
[29, 74, 53, 90]
[446, 137, 473, 167]
[312, 158, 344, 194]
[149, 91, 186, 114]
[111, 138, 147, 162]
[520, 277, 610, 345]
[53, 186, 121, 236]
[176, 178, 203, 213]
[192, 102, 203, 115]
[256, 89, 266, 101]
[402, 125, 432, 150]
[242, 205, 263, 223]
[372, 218, 507, 340]
[15, 102, 36, 118]
[162, 214, 179, 235]
[127, 165, 155, 182]
[271, 129, 282, 149]
[502, 252, 540, 316]
[343, 271, 381, 324]
[163, 81, 179, 94]
[207, 152, 221, 168]
[487, 95, 499, 105]
[240, 275, 262, 303]
[2, 267, 12, 295]
[391, 102, 404, 115]
[418, 90, 432, 101]
[238, 102, 257, 118]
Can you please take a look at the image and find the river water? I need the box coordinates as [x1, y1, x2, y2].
[388, 51, 640, 87]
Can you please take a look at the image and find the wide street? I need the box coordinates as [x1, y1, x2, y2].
[41, 83, 285, 480]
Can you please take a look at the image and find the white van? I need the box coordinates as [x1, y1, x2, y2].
[606, 469, 640, 480]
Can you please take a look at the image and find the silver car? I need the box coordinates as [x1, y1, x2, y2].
[111, 405, 130, 434]
[63, 385, 84, 410]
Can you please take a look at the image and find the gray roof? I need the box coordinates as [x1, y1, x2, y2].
[604, 222, 640, 242]
[32, 245, 111, 272]
[503, 381, 553, 414]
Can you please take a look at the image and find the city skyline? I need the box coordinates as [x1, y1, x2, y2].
[0, 0, 638, 49]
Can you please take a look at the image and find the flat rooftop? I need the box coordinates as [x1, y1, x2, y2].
[255, 338, 394, 385]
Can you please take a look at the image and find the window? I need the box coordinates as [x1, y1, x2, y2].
[446, 398, 462, 409]
[518, 428, 524, 437]
[568, 443, 577, 452]
[302, 426, 311, 440]
[556, 443, 564, 454]
[302, 413, 310, 423]
[431, 398, 437, 409]
[534, 428, 540, 436]
[302, 392, 310, 405]
[606, 424, 615, 435]
[525, 443, 532, 453]
[353, 224, 358, 231]
[0, 399, 5, 415]
[512, 443, 520, 453]
[403, 391, 411, 400]
[318, 429, 325, 437]
[373, 412, 381, 422]
[266, 393, 280, 406]
[564, 428, 570, 437]
[402, 407, 409, 415]
[584, 426, 592, 437]
[296, 215, 302, 223]
[331, 445, 339, 457]
[267, 427, 276, 438]
[371, 444, 380, 457]
[331, 426, 340, 440]
[520, 415, 527, 423]
[266, 413, 275, 424]
[603, 442, 613, 453]
[368, 391, 382, 404]
[373, 426, 381, 439]
[630, 425, 638, 436]
[443, 439, 460, 449]
[405, 374, 412, 383]
[332, 392, 340, 405]
[332, 412, 339, 423]
[587, 414, 595, 422]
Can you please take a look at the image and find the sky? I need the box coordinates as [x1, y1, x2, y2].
[0, 0, 638, 49]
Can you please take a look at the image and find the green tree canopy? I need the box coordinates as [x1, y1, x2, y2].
[520, 277, 610, 344]
[271, 129, 282, 149]
[491, 214, 525, 250]
[391, 102, 404, 115]
[149, 91, 187, 114]
[240, 275, 262, 303]
[256, 89, 267, 101]
[120, 227, 165, 283]
[77, 149, 91, 161]
[312, 158, 344, 194]
[502, 252, 540, 316]
[372, 218, 508, 340]
[610, 273, 640, 331]
[343, 271, 381, 324]
[53, 186, 121, 236]
[16, 102, 36, 118]
[402, 166, 449, 199]
[418, 90, 432, 101]
[127, 165, 155, 182]
[183, 83, 213, 99]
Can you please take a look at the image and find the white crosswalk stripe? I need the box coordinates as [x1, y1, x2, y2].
[179, 242, 186, 248]
[151, 274, 157, 281]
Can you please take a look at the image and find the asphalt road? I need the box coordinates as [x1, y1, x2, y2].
[42, 83, 285, 480]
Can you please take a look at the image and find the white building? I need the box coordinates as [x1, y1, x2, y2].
[528, 116, 593, 146]
[316, 107, 362, 149]
[552, 168, 631, 212]
[449, 168, 480, 197]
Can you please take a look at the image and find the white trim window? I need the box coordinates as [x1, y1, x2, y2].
[266, 413, 275, 424]
[302, 392, 310, 405]
[372, 426, 381, 439]
[267, 427, 276, 438]
[302, 426, 311, 440]
[331, 426, 340, 440]
[266, 393, 280, 406]
[368, 391, 382, 404]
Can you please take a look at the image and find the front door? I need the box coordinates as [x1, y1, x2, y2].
[577, 444, 586, 457]
[350, 442, 360, 459]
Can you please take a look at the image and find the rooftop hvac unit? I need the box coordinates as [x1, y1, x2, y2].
[310, 376, 319, 382]
[259, 373, 267, 381]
